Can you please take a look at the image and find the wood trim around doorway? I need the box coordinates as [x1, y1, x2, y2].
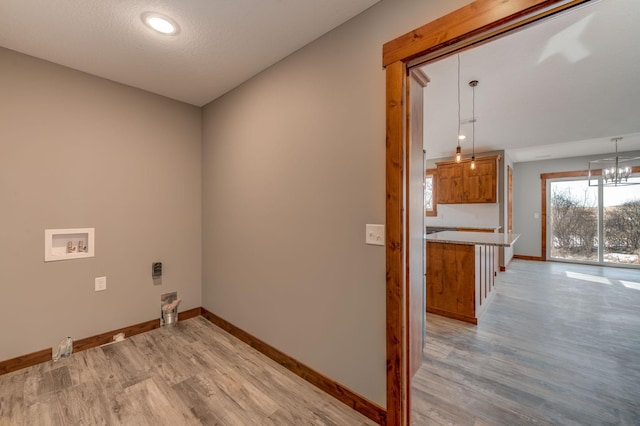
[508, 166, 513, 232]
[383, 1, 592, 424]
[385, 59, 407, 426]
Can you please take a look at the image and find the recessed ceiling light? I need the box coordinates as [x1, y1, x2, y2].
[142, 12, 179, 35]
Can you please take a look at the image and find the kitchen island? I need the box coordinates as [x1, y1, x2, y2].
[426, 225, 501, 234]
[425, 231, 520, 324]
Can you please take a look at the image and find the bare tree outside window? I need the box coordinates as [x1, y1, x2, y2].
[603, 178, 640, 264]
[550, 183, 597, 261]
[425, 169, 437, 217]
[425, 176, 433, 210]
[550, 177, 640, 264]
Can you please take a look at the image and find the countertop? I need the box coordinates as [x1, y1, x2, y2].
[426, 225, 501, 231]
[424, 231, 520, 247]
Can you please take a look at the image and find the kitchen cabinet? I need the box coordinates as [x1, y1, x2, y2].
[425, 231, 519, 324]
[426, 242, 497, 324]
[436, 155, 499, 204]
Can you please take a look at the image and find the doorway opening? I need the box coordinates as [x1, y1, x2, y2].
[384, 1, 595, 424]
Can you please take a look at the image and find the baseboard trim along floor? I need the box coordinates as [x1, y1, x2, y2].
[0, 306, 385, 425]
[200, 307, 387, 426]
[512, 254, 543, 261]
[0, 348, 52, 376]
[0, 307, 202, 376]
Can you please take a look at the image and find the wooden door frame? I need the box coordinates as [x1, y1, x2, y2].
[508, 166, 513, 233]
[540, 170, 590, 260]
[383, 1, 591, 424]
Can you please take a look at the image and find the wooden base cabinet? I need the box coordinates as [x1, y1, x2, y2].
[426, 241, 497, 324]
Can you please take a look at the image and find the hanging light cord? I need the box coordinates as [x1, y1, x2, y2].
[457, 55, 461, 149]
[471, 80, 475, 159]
[468, 79, 478, 169]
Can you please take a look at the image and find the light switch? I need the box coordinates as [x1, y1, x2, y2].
[152, 262, 162, 278]
[366, 224, 385, 246]
[534, 212, 540, 219]
[95, 276, 107, 292]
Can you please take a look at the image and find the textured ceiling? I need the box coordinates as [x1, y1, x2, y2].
[0, 0, 379, 106]
[421, 0, 640, 163]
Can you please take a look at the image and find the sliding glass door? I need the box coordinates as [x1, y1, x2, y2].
[603, 177, 640, 264]
[549, 176, 640, 267]
[549, 179, 598, 262]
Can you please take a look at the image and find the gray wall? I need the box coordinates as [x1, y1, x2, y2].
[201, 0, 471, 406]
[0, 47, 202, 361]
[512, 150, 640, 257]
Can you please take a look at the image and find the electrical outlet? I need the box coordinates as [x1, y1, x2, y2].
[366, 224, 385, 246]
[95, 276, 107, 291]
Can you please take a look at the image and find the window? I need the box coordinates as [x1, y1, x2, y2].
[549, 179, 597, 262]
[425, 169, 437, 217]
[548, 175, 640, 266]
[603, 177, 640, 264]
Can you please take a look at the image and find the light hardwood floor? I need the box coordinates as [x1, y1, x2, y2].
[0, 316, 376, 425]
[4, 260, 639, 425]
[412, 259, 640, 425]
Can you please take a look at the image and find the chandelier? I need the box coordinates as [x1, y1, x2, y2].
[588, 137, 640, 187]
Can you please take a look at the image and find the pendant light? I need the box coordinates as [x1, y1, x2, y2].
[469, 80, 478, 170]
[455, 55, 463, 162]
[588, 137, 640, 186]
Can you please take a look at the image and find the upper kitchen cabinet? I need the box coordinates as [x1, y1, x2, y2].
[436, 155, 499, 204]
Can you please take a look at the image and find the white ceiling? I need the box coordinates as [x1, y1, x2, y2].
[421, 0, 640, 163]
[0, 0, 379, 106]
